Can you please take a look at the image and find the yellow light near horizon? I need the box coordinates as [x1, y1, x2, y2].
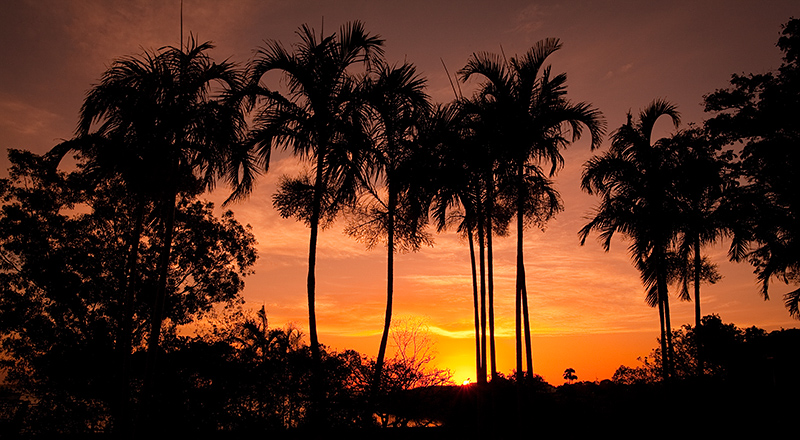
[462, 378, 471, 386]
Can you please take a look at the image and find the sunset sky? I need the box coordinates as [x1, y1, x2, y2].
[1, 0, 798, 384]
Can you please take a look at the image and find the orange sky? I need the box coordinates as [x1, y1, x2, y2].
[2, 0, 798, 384]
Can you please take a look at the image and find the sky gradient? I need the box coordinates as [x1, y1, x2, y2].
[2, 0, 798, 384]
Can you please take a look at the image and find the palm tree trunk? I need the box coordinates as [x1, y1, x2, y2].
[515, 161, 525, 384]
[656, 249, 673, 380]
[308, 149, 325, 362]
[514, 160, 534, 381]
[663, 285, 675, 378]
[306, 147, 325, 427]
[522, 279, 534, 379]
[372, 182, 396, 402]
[467, 222, 483, 382]
[486, 181, 498, 381]
[694, 236, 703, 376]
[657, 293, 669, 381]
[477, 200, 488, 385]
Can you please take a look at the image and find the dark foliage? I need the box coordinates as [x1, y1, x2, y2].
[0, 150, 256, 436]
[704, 18, 800, 318]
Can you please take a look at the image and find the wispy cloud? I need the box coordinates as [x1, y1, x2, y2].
[0, 98, 63, 137]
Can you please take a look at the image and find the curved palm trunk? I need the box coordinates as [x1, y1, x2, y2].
[515, 161, 525, 383]
[522, 278, 534, 379]
[663, 284, 674, 378]
[307, 148, 325, 361]
[655, 249, 673, 380]
[514, 161, 534, 381]
[372, 181, 396, 403]
[306, 146, 326, 427]
[657, 296, 669, 381]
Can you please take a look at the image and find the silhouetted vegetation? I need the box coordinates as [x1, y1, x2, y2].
[704, 18, 800, 318]
[1, 15, 799, 438]
[612, 314, 800, 385]
[461, 40, 605, 386]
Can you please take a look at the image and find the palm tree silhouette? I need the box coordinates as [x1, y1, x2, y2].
[346, 60, 431, 399]
[247, 22, 383, 423]
[66, 36, 249, 427]
[456, 95, 518, 382]
[460, 39, 604, 383]
[668, 130, 730, 315]
[580, 99, 681, 380]
[423, 103, 489, 384]
[563, 367, 577, 384]
[664, 127, 736, 375]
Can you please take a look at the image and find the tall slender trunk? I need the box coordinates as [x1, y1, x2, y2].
[522, 278, 534, 379]
[694, 236, 703, 376]
[476, 198, 487, 385]
[486, 178, 497, 381]
[663, 284, 674, 378]
[306, 146, 326, 427]
[693, 237, 702, 329]
[308, 148, 325, 361]
[372, 179, 396, 401]
[514, 161, 525, 384]
[468, 222, 484, 382]
[657, 292, 669, 381]
[656, 248, 672, 380]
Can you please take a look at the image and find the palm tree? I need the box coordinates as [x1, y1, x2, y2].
[64, 36, 249, 429]
[424, 99, 501, 384]
[345, 60, 431, 398]
[580, 99, 682, 381]
[666, 128, 730, 323]
[563, 367, 578, 384]
[460, 39, 605, 382]
[457, 95, 519, 382]
[662, 127, 733, 375]
[247, 22, 383, 422]
[421, 103, 487, 384]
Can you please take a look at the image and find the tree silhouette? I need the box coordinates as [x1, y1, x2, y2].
[0, 150, 256, 434]
[247, 21, 384, 424]
[704, 18, 800, 319]
[422, 103, 490, 384]
[456, 95, 517, 382]
[460, 39, 605, 383]
[662, 127, 733, 374]
[563, 368, 577, 384]
[344, 60, 432, 402]
[580, 99, 682, 380]
[53, 36, 249, 429]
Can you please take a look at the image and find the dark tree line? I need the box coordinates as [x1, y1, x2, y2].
[0, 16, 798, 436]
[580, 18, 800, 381]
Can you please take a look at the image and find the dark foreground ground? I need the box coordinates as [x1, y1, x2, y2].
[26, 377, 796, 440]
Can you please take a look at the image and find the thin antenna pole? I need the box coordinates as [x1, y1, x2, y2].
[180, 0, 184, 52]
